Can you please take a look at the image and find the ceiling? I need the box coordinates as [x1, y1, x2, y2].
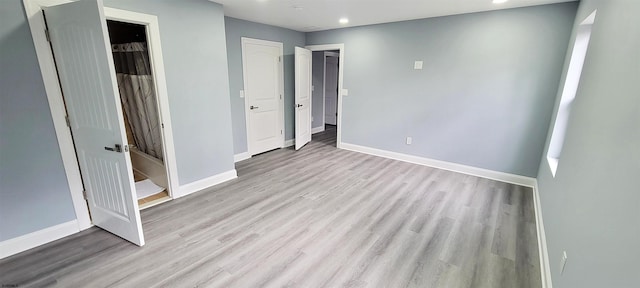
[211, 0, 576, 32]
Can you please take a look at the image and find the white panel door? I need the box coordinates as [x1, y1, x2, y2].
[44, 0, 144, 246]
[294, 47, 312, 150]
[242, 38, 284, 155]
[325, 56, 339, 125]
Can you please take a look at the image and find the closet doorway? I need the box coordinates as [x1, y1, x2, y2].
[27, 0, 178, 246]
[106, 19, 171, 209]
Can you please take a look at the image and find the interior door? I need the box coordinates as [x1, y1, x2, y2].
[294, 47, 312, 150]
[325, 56, 339, 125]
[44, 0, 144, 246]
[242, 38, 283, 155]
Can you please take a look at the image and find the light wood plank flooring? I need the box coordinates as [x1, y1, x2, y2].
[0, 126, 541, 287]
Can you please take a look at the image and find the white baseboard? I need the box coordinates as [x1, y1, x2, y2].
[234, 152, 251, 163]
[311, 126, 325, 134]
[284, 139, 294, 148]
[0, 220, 79, 259]
[533, 182, 553, 288]
[177, 169, 237, 198]
[340, 143, 537, 188]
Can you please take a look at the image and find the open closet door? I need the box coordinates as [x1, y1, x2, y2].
[44, 0, 144, 246]
[294, 47, 312, 150]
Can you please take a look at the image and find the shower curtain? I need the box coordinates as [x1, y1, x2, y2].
[112, 42, 163, 161]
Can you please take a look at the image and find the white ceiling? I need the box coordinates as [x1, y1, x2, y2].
[211, 0, 576, 32]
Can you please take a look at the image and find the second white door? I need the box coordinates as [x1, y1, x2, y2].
[44, 0, 144, 246]
[295, 47, 312, 150]
[242, 38, 284, 155]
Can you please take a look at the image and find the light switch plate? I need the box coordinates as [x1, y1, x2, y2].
[239, 90, 245, 98]
[414, 61, 423, 70]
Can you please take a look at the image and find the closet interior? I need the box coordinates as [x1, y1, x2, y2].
[107, 20, 170, 209]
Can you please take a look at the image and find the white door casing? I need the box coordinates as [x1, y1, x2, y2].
[242, 38, 284, 155]
[324, 55, 339, 125]
[44, 0, 144, 246]
[295, 47, 312, 150]
[306, 44, 345, 148]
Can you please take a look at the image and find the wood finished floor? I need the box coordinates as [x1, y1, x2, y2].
[0, 126, 541, 288]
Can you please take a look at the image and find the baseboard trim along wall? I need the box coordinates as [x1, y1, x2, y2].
[340, 142, 550, 286]
[234, 152, 251, 163]
[0, 220, 79, 260]
[340, 143, 537, 187]
[177, 169, 238, 198]
[533, 183, 553, 288]
[284, 139, 295, 148]
[311, 126, 325, 134]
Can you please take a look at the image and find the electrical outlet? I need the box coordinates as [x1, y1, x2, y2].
[414, 61, 423, 70]
[560, 251, 568, 275]
[406, 137, 412, 145]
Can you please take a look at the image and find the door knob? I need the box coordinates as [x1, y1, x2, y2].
[250, 105, 259, 110]
[297, 104, 303, 107]
[105, 144, 123, 153]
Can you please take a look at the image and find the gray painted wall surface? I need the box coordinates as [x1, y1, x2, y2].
[224, 17, 306, 154]
[311, 51, 325, 129]
[307, 3, 578, 177]
[537, 0, 640, 286]
[105, 0, 235, 184]
[0, 0, 76, 241]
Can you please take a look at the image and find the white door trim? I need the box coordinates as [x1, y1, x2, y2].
[241, 37, 285, 155]
[23, 0, 92, 231]
[306, 44, 345, 148]
[321, 53, 326, 127]
[104, 8, 179, 199]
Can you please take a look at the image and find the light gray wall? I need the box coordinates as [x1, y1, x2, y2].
[104, 0, 235, 184]
[311, 51, 325, 129]
[307, 3, 578, 177]
[224, 17, 306, 154]
[537, 0, 640, 287]
[0, 0, 76, 241]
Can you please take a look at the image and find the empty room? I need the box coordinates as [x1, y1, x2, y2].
[1, 0, 638, 287]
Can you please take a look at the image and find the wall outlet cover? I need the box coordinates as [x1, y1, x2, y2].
[414, 61, 423, 70]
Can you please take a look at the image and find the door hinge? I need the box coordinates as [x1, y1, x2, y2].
[82, 190, 88, 200]
[280, 94, 282, 100]
[279, 56, 282, 62]
[45, 29, 51, 42]
[161, 123, 164, 129]
[65, 115, 71, 127]
[281, 130, 283, 135]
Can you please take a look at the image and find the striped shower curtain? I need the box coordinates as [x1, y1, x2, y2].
[111, 42, 163, 161]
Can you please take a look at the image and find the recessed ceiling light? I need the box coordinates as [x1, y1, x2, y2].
[493, 0, 508, 3]
[339, 18, 349, 24]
